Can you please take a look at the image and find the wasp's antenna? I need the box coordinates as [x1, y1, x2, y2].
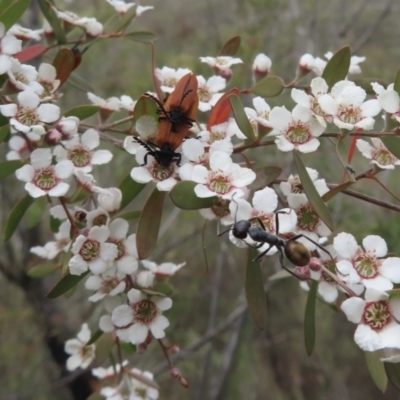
[230, 193, 240, 224]
[218, 227, 232, 237]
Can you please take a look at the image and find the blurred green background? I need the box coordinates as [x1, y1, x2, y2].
[1, 0, 400, 399]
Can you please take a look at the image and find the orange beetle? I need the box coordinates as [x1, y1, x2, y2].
[140, 73, 198, 168]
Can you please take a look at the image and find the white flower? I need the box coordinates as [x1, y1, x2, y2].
[249, 97, 272, 128]
[37, 63, 60, 99]
[199, 119, 246, 145]
[333, 233, 400, 291]
[200, 56, 243, 70]
[155, 66, 192, 93]
[280, 167, 329, 201]
[120, 94, 136, 112]
[54, 129, 113, 174]
[79, 17, 103, 37]
[86, 207, 111, 228]
[356, 138, 400, 169]
[6, 135, 28, 160]
[341, 289, 400, 352]
[106, 0, 136, 14]
[0, 22, 22, 75]
[52, 116, 80, 140]
[30, 220, 71, 259]
[85, 267, 126, 302]
[318, 81, 381, 131]
[142, 260, 185, 277]
[287, 195, 331, 250]
[15, 148, 73, 198]
[199, 198, 234, 226]
[0, 90, 60, 140]
[298, 53, 315, 74]
[252, 53, 272, 76]
[98, 187, 122, 213]
[69, 225, 118, 275]
[64, 323, 96, 371]
[130, 146, 180, 191]
[111, 289, 172, 344]
[87, 92, 121, 111]
[291, 77, 331, 127]
[92, 361, 128, 379]
[193, 151, 256, 199]
[7, 58, 43, 93]
[196, 75, 225, 112]
[269, 105, 325, 153]
[8, 24, 43, 41]
[373, 83, 400, 123]
[108, 218, 139, 274]
[136, 5, 154, 16]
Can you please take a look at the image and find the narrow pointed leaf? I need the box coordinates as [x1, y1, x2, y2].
[293, 150, 334, 231]
[170, 181, 216, 210]
[268, 269, 291, 281]
[347, 135, 359, 163]
[385, 362, 400, 391]
[14, 44, 47, 63]
[394, 68, 400, 96]
[87, 329, 103, 345]
[86, 393, 104, 400]
[322, 46, 351, 90]
[380, 136, 400, 160]
[252, 76, 284, 98]
[250, 166, 282, 190]
[25, 196, 46, 229]
[67, 72, 94, 93]
[114, 5, 137, 33]
[365, 352, 387, 393]
[0, 0, 31, 31]
[207, 88, 240, 129]
[64, 105, 100, 120]
[136, 188, 165, 260]
[27, 263, 58, 278]
[229, 94, 256, 141]
[0, 124, 10, 142]
[304, 280, 318, 356]
[38, 0, 67, 44]
[322, 181, 354, 202]
[245, 248, 267, 331]
[124, 31, 158, 43]
[152, 282, 174, 296]
[46, 271, 89, 298]
[119, 174, 145, 211]
[118, 210, 141, 220]
[94, 333, 114, 364]
[50, 215, 61, 233]
[0, 0, 12, 15]
[53, 48, 76, 86]
[4, 195, 35, 241]
[0, 160, 23, 179]
[218, 36, 241, 56]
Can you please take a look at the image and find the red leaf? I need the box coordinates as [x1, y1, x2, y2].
[207, 88, 240, 130]
[347, 135, 359, 163]
[52, 48, 76, 86]
[14, 44, 47, 62]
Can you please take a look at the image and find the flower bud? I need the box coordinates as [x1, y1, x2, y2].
[136, 342, 148, 353]
[98, 188, 122, 213]
[294, 266, 310, 280]
[171, 368, 181, 379]
[308, 257, 322, 271]
[179, 376, 189, 388]
[136, 271, 155, 288]
[44, 128, 62, 145]
[169, 344, 180, 354]
[297, 53, 315, 78]
[252, 53, 272, 81]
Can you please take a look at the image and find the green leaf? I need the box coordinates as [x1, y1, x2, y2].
[87, 329, 103, 345]
[152, 282, 174, 296]
[365, 352, 387, 393]
[25, 196, 46, 229]
[119, 174, 145, 211]
[250, 166, 282, 191]
[169, 181, 216, 210]
[37, 0, 67, 44]
[86, 393, 105, 400]
[394, 68, 400, 96]
[124, 31, 157, 43]
[268, 269, 291, 281]
[50, 215, 62, 233]
[252, 76, 284, 98]
[229, 94, 256, 141]
[67, 72, 94, 93]
[218, 36, 241, 56]
[322, 181, 354, 202]
[304, 280, 318, 356]
[64, 105, 100, 120]
[0, 160, 23, 179]
[385, 362, 400, 391]
[66, 186, 90, 204]
[27, 263, 58, 278]
[52, 48, 76, 86]
[0, 0, 31, 31]
[133, 95, 159, 125]
[0, 113, 9, 128]
[293, 150, 334, 231]
[46, 271, 89, 298]
[0, 124, 10, 142]
[118, 210, 141, 220]
[136, 188, 165, 260]
[321, 46, 351, 90]
[114, 4, 137, 33]
[380, 136, 400, 160]
[95, 333, 114, 364]
[245, 248, 267, 331]
[388, 288, 400, 298]
[4, 195, 35, 241]
[0, 0, 12, 15]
